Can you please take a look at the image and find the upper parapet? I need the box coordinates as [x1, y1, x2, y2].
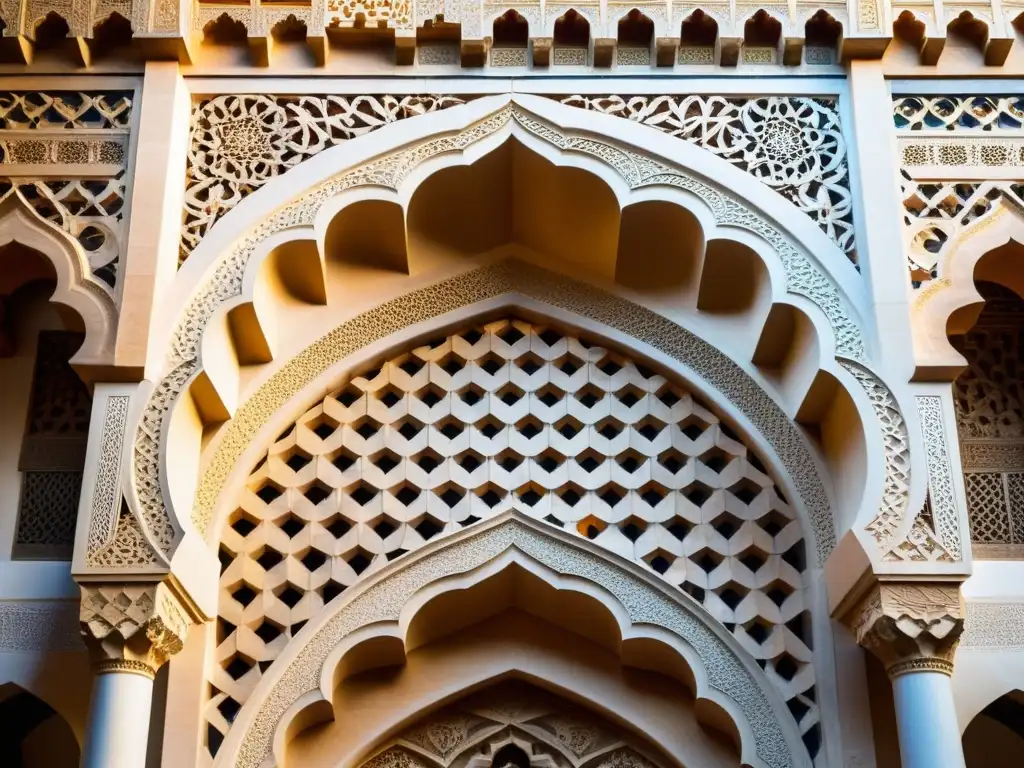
[0, 1, 1020, 70]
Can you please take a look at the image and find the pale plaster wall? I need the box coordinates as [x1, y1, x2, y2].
[954, 561, 1024, 732]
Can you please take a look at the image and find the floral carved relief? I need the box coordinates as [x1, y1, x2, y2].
[181, 94, 468, 262]
[555, 95, 855, 256]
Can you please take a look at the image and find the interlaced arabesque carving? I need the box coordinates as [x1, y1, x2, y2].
[208, 319, 819, 759]
[916, 396, 962, 560]
[842, 362, 949, 562]
[135, 106, 874, 580]
[901, 178, 1024, 285]
[953, 282, 1024, 546]
[556, 95, 854, 257]
[0, 91, 132, 288]
[356, 683, 662, 768]
[894, 95, 1024, 286]
[138, 105, 864, 569]
[0, 91, 133, 129]
[19, 330, 91, 468]
[181, 94, 468, 262]
[894, 96, 1024, 132]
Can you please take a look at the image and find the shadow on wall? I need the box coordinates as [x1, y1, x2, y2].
[962, 690, 1024, 767]
[0, 682, 79, 767]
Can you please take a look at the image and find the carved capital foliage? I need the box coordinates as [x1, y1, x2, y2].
[842, 581, 964, 678]
[79, 578, 202, 677]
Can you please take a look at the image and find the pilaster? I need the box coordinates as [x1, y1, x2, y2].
[114, 61, 192, 376]
[847, 60, 916, 381]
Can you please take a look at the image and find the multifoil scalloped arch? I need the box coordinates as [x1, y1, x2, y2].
[216, 512, 811, 768]
[0, 187, 118, 368]
[198, 260, 837, 563]
[121, 94, 933, 575]
[912, 202, 1024, 377]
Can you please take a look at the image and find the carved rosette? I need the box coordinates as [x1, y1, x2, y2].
[79, 579, 203, 678]
[842, 582, 964, 678]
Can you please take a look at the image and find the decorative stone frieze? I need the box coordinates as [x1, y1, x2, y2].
[79, 578, 204, 677]
[181, 93, 468, 262]
[0, 91, 134, 288]
[916, 395, 963, 560]
[137, 103, 877, 573]
[894, 94, 1024, 287]
[841, 581, 964, 678]
[1, 2, 1020, 69]
[553, 95, 855, 256]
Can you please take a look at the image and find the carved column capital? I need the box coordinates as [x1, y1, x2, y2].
[841, 581, 964, 679]
[79, 577, 202, 678]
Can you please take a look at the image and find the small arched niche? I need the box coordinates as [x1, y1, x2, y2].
[0, 682, 80, 767]
[615, 201, 703, 294]
[405, 139, 620, 278]
[963, 690, 1024, 767]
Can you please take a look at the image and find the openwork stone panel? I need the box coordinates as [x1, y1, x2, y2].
[953, 282, 1024, 548]
[894, 95, 1024, 287]
[555, 95, 855, 257]
[13, 330, 91, 560]
[208, 318, 818, 759]
[0, 91, 133, 288]
[355, 682, 666, 768]
[181, 94, 468, 262]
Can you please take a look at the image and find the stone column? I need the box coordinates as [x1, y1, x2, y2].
[78, 579, 200, 768]
[843, 581, 966, 768]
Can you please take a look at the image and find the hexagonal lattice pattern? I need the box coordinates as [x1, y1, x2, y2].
[208, 318, 817, 757]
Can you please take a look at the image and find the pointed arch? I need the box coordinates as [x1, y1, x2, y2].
[0, 189, 117, 371]
[213, 513, 810, 768]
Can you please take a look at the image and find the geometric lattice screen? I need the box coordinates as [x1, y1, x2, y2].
[14, 330, 91, 560]
[210, 317, 818, 757]
[953, 282, 1024, 550]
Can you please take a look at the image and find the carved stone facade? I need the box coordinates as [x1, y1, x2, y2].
[952, 282, 1024, 552]
[0, 91, 133, 288]
[181, 94, 468, 262]
[13, 330, 91, 559]
[895, 95, 1024, 288]
[1, 41, 1022, 768]
[208, 317, 818, 758]
[556, 95, 855, 255]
